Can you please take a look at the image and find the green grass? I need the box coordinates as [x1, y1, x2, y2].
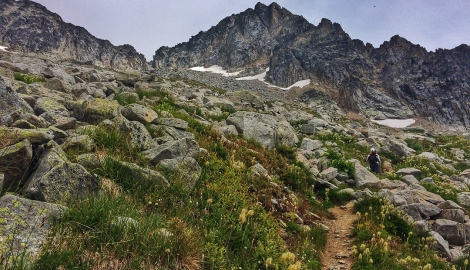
[13, 73, 45, 84]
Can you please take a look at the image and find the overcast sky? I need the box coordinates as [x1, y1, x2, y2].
[32, 0, 470, 61]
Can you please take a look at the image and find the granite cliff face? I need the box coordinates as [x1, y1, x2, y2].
[0, 0, 147, 71]
[153, 2, 470, 129]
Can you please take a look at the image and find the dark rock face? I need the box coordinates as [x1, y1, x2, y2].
[153, 2, 313, 70]
[153, 2, 470, 128]
[0, 0, 147, 71]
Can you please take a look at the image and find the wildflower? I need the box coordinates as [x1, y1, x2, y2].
[358, 254, 363, 260]
[356, 212, 361, 217]
[280, 252, 296, 263]
[265, 257, 273, 268]
[247, 209, 254, 216]
[239, 208, 247, 224]
[165, 249, 170, 253]
[369, 258, 373, 264]
[465, 259, 469, 265]
[207, 198, 213, 204]
[287, 261, 302, 270]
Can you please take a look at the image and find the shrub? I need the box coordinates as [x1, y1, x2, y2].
[14, 73, 45, 84]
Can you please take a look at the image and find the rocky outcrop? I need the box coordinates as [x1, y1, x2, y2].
[0, 0, 147, 71]
[153, 2, 470, 128]
[226, 111, 298, 149]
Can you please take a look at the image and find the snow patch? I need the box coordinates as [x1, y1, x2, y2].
[236, 68, 311, 90]
[189, 65, 243, 76]
[281, 79, 311, 90]
[0, 46, 8, 52]
[371, 118, 416, 128]
[235, 68, 268, 82]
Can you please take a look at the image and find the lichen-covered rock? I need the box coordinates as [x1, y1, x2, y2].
[399, 203, 441, 221]
[158, 157, 201, 189]
[0, 139, 33, 190]
[396, 167, 422, 179]
[153, 118, 188, 130]
[61, 135, 96, 152]
[226, 111, 298, 149]
[115, 160, 169, 187]
[457, 192, 470, 208]
[0, 126, 67, 148]
[34, 97, 69, 116]
[0, 77, 34, 126]
[433, 219, 465, 246]
[21, 141, 99, 204]
[76, 99, 120, 124]
[350, 159, 380, 188]
[112, 116, 153, 150]
[149, 125, 195, 140]
[143, 138, 200, 165]
[430, 231, 451, 259]
[435, 209, 466, 223]
[299, 138, 322, 152]
[121, 103, 158, 125]
[0, 194, 65, 261]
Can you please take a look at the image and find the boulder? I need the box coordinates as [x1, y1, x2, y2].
[153, 118, 188, 130]
[430, 231, 452, 259]
[0, 127, 66, 148]
[226, 111, 298, 149]
[320, 167, 338, 181]
[22, 140, 100, 204]
[121, 103, 158, 125]
[112, 116, 153, 150]
[457, 192, 470, 208]
[299, 138, 322, 152]
[212, 122, 239, 137]
[143, 138, 200, 165]
[76, 99, 121, 124]
[0, 77, 34, 126]
[387, 139, 416, 158]
[396, 167, 422, 179]
[0, 139, 33, 190]
[394, 189, 445, 205]
[116, 160, 169, 187]
[61, 135, 96, 152]
[402, 174, 419, 185]
[350, 159, 380, 188]
[34, 97, 69, 116]
[399, 203, 441, 221]
[435, 209, 466, 223]
[433, 219, 465, 246]
[158, 157, 201, 189]
[150, 125, 195, 140]
[439, 200, 466, 213]
[0, 194, 65, 260]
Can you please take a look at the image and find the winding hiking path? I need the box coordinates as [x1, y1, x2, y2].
[321, 201, 356, 270]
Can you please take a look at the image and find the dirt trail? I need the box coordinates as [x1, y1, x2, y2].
[321, 201, 356, 270]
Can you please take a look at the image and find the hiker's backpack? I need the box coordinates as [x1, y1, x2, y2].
[368, 153, 378, 164]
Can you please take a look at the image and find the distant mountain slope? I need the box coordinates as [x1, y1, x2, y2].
[0, 0, 147, 71]
[153, 2, 470, 128]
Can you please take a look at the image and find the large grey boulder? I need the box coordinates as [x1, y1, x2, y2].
[399, 203, 441, 221]
[34, 97, 69, 116]
[115, 160, 169, 187]
[433, 219, 466, 246]
[111, 115, 153, 150]
[435, 209, 466, 223]
[0, 194, 65, 261]
[430, 231, 451, 259]
[0, 77, 34, 126]
[61, 135, 96, 152]
[121, 103, 158, 125]
[22, 140, 99, 204]
[320, 167, 338, 181]
[226, 111, 298, 149]
[457, 192, 470, 207]
[299, 138, 322, 152]
[149, 125, 195, 140]
[153, 118, 188, 130]
[143, 138, 200, 165]
[394, 189, 445, 205]
[75, 99, 121, 124]
[0, 126, 67, 148]
[439, 200, 466, 213]
[0, 139, 33, 190]
[396, 167, 422, 179]
[350, 159, 380, 188]
[158, 157, 201, 189]
[387, 139, 416, 158]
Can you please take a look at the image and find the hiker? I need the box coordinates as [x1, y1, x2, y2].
[367, 147, 381, 174]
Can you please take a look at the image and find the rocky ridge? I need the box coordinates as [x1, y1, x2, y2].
[153, 2, 470, 129]
[0, 0, 147, 71]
